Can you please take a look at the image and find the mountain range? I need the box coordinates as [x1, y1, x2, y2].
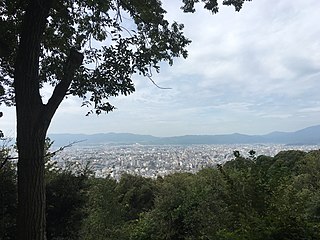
[48, 125, 320, 146]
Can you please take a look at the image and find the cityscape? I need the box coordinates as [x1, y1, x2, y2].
[52, 143, 320, 180]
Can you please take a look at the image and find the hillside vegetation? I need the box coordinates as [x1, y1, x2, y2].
[1, 149, 320, 239]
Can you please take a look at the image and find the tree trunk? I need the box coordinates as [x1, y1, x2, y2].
[14, 1, 52, 239]
[14, 1, 83, 239]
[17, 123, 48, 240]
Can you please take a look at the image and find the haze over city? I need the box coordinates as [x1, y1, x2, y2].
[2, 0, 320, 137]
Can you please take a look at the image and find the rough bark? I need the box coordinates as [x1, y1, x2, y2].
[14, 1, 51, 239]
[14, 1, 83, 239]
[0, 39, 10, 57]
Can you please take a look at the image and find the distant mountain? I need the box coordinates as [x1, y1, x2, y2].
[155, 133, 265, 145]
[49, 125, 320, 146]
[49, 133, 158, 146]
[262, 125, 320, 145]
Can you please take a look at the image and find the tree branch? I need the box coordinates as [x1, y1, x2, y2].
[146, 71, 172, 90]
[45, 48, 83, 120]
[147, 75, 172, 90]
[0, 156, 10, 170]
[45, 140, 86, 159]
[0, 140, 87, 171]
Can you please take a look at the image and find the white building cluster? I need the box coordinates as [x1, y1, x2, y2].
[52, 144, 320, 179]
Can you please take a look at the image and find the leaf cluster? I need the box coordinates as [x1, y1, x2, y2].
[0, 0, 192, 114]
[181, 0, 251, 13]
[0, 0, 250, 114]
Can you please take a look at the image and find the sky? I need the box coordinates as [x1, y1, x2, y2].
[2, 0, 320, 137]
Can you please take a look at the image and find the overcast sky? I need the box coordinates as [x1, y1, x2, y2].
[2, 0, 320, 137]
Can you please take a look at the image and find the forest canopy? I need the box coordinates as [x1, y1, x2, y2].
[1, 149, 320, 240]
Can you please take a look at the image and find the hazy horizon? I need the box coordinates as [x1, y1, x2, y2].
[46, 124, 319, 138]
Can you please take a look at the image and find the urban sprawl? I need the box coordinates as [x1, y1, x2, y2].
[52, 144, 320, 180]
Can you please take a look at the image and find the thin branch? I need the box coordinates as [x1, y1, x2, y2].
[147, 75, 172, 90]
[146, 68, 172, 90]
[118, 0, 147, 24]
[0, 140, 87, 171]
[45, 139, 86, 158]
[0, 156, 10, 170]
[115, 0, 123, 23]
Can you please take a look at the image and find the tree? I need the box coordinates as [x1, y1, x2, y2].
[81, 177, 125, 240]
[116, 174, 156, 221]
[0, 146, 17, 240]
[0, 0, 250, 239]
[41, 137, 88, 240]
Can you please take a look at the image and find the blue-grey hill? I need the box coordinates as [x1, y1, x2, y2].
[49, 125, 320, 146]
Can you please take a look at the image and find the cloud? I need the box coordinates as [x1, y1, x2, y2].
[162, 0, 320, 100]
[3, 0, 320, 137]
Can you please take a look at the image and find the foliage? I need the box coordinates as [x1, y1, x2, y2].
[116, 173, 156, 221]
[0, 0, 251, 114]
[80, 177, 126, 240]
[134, 171, 230, 240]
[3, 149, 320, 239]
[44, 138, 93, 240]
[79, 150, 320, 239]
[0, 147, 17, 240]
[0, 141, 91, 240]
[0, 111, 3, 139]
[46, 169, 90, 240]
[2, 0, 183, 113]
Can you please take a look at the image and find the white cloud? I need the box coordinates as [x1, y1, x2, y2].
[2, 0, 320, 137]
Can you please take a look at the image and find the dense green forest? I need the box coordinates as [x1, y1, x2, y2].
[1, 147, 320, 240]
